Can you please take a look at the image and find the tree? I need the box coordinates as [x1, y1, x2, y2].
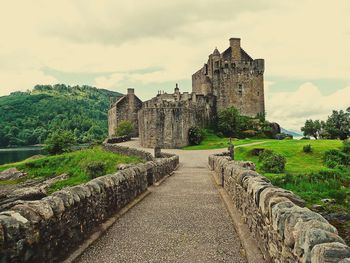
[115, 120, 134, 137]
[44, 130, 76, 155]
[217, 107, 242, 137]
[301, 119, 321, 139]
[322, 110, 350, 140]
[188, 126, 204, 145]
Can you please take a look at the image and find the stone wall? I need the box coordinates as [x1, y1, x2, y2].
[103, 143, 154, 161]
[108, 89, 142, 137]
[192, 38, 265, 117]
[0, 147, 179, 262]
[138, 93, 216, 149]
[212, 60, 265, 117]
[209, 154, 350, 263]
[104, 135, 131, 144]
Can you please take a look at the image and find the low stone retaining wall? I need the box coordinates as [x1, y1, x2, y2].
[209, 154, 350, 263]
[104, 135, 131, 144]
[103, 143, 154, 161]
[0, 148, 179, 262]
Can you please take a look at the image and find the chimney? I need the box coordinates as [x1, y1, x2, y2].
[127, 88, 134, 95]
[229, 38, 241, 61]
[175, 83, 180, 94]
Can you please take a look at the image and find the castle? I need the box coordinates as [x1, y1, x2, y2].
[108, 37, 265, 148]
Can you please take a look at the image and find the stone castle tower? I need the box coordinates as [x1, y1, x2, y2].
[192, 38, 265, 117]
[108, 37, 266, 148]
[108, 88, 142, 137]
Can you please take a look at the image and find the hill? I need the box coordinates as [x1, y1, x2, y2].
[0, 84, 122, 147]
[281, 127, 302, 137]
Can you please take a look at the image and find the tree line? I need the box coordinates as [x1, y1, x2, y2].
[301, 107, 350, 140]
[0, 84, 122, 147]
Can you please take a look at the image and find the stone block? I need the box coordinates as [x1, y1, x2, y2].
[294, 220, 338, 257]
[311, 242, 350, 263]
[259, 187, 305, 217]
[300, 230, 345, 262]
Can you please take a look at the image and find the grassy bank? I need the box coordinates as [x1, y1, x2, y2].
[183, 130, 269, 150]
[0, 146, 142, 193]
[234, 139, 350, 213]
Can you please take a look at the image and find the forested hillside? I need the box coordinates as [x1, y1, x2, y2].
[0, 84, 122, 147]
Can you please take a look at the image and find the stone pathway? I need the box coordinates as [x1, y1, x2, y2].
[76, 140, 252, 263]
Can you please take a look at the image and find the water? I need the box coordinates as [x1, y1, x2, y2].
[0, 147, 45, 165]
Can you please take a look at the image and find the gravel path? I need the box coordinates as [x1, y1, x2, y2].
[76, 140, 248, 263]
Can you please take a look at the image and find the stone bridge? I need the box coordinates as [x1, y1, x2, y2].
[77, 139, 350, 263]
[1, 139, 350, 263]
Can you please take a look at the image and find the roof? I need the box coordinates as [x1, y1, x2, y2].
[212, 48, 220, 56]
[222, 47, 253, 61]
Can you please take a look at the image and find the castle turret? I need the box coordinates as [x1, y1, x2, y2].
[212, 47, 220, 57]
[229, 37, 241, 61]
[212, 47, 221, 71]
[174, 83, 180, 94]
[192, 37, 265, 117]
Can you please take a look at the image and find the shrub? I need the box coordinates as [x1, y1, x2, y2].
[44, 130, 76, 155]
[217, 107, 242, 137]
[216, 132, 224, 138]
[260, 150, 286, 173]
[85, 161, 106, 179]
[324, 149, 350, 168]
[258, 149, 274, 161]
[275, 133, 293, 140]
[250, 148, 265, 156]
[301, 137, 311, 140]
[116, 121, 133, 136]
[188, 126, 204, 145]
[343, 140, 350, 154]
[242, 130, 257, 138]
[303, 144, 312, 153]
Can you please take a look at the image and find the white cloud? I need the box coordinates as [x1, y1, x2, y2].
[94, 73, 125, 89]
[0, 70, 58, 96]
[266, 82, 350, 131]
[0, 0, 350, 130]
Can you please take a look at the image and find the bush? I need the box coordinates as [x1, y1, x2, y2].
[242, 130, 257, 138]
[116, 120, 134, 136]
[85, 161, 106, 179]
[324, 149, 350, 168]
[275, 133, 293, 140]
[250, 148, 265, 156]
[217, 107, 242, 137]
[259, 150, 286, 173]
[343, 140, 350, 154]
[258, 149, 274, 161]
[303, 144, 312, 153]
[44, 130, 76, 155]
[188, 126, 204, 145]
[301, 137, 311, 140]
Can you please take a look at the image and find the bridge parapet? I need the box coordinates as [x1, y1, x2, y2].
[0, 145, 179, 262]
[209, 153, 350, 263]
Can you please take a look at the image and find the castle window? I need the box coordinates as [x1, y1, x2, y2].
[205, 64, 208, 75]
[238, 84, 243, 96]
[225, 63, 229, 69]
[257, 91, 260, 96]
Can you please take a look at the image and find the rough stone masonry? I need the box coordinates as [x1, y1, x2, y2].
[108, 37, 265, 148]
[0, 144, 179, 263]
[209, 153, 350, 263]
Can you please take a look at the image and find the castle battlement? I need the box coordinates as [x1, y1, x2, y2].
[108, 37, 264, 148]
[192, 37, 265, 117]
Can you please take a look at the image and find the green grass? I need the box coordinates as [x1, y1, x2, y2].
[235, 140, 342, 174]
[234, 139, 350, 213]
[183, 130, 270, 150]
[0, 146, 142, 193]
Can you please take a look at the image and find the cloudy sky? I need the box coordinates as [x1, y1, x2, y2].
[0, 0, 350, 131]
